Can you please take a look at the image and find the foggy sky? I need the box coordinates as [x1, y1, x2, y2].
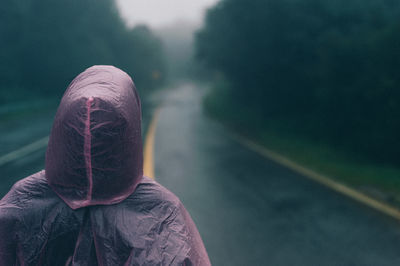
[116, 0, 219, 28]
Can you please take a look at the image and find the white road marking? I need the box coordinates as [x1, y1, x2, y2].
[0, 136, 49, 166]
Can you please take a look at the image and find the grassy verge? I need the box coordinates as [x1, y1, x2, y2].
[203, 83, 400, 208]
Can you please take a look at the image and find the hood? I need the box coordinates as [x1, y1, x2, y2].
[45, 65, 143, 209]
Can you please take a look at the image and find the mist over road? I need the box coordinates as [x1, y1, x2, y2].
[154, 83, 400, 266]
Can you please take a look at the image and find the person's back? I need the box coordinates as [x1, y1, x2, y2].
[0, 66, 210, 265]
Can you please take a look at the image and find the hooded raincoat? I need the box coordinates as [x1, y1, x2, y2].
[0, 66, 211, 266]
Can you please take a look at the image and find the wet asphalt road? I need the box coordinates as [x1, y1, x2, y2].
[1, 83, 400, 265]
[154, 83, 400, 266]
[0, 106, 55, 194]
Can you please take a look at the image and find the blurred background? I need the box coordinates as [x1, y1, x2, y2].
[1, 0, 400, 265]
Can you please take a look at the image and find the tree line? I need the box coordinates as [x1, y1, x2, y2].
[0, 0, 166, 102]
[196, 0, 400, 164]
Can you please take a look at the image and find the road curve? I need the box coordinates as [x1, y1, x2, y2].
[154, 83, 400, 266]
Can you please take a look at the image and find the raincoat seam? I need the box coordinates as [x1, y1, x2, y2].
[84, 97, 94, 202]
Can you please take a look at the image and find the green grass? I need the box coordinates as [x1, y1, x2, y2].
[257, 130, 400, 203]
[203, 84, 400, 207]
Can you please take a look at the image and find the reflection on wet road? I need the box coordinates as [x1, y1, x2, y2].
[154, 83, 400, 266]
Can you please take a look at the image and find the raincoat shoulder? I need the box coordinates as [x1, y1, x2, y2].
[0, 173, 211, 265]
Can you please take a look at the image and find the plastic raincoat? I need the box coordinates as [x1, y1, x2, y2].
[0, 66, 211, 266]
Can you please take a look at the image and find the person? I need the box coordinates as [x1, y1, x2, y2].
[0, 65, 211, 265]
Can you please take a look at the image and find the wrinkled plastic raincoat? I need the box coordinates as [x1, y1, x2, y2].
[0, 66, 211, 266]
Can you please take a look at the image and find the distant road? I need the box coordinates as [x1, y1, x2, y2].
[154, 83, 400, 266]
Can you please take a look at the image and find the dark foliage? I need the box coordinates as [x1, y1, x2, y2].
[196, 0, 400, 164]
[0, 0, 166, 100]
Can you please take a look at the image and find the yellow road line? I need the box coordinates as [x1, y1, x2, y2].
[233, 135, 400, 221]
[143, 108, 160, 179]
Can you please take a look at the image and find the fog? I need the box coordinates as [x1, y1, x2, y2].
[116, 0, 219, 28]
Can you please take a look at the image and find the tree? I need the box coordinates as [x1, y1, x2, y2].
[196, 0, 400, 163]
[0, 0, 167, 100]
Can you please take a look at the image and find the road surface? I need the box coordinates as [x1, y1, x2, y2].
[1, 83, 400, 265]
[0, 104, 55, 194]
[154, 83, 400, 266]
